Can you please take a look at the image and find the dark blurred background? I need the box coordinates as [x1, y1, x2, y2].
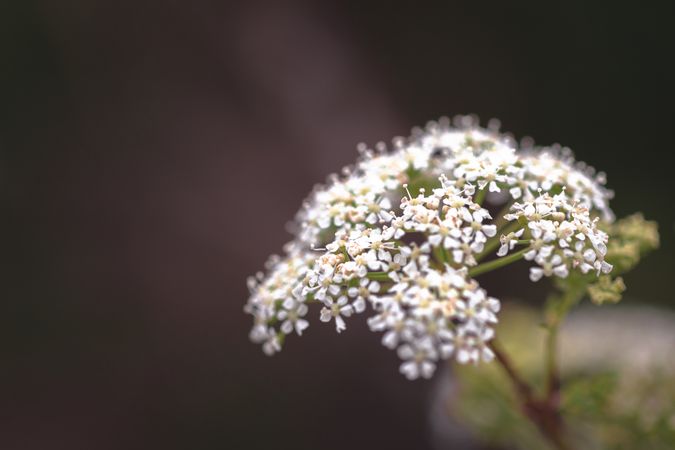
[2, 1, 673, 449]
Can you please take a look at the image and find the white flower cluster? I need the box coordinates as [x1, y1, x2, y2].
[245, 116, 614, 380]
[504, 191, 612, 282]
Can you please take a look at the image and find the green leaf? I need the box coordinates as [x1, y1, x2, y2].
[562, 372, 618, 418]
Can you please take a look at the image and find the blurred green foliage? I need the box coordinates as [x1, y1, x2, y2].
[447, 214, 668, 449]
[451, 306, 675, 450]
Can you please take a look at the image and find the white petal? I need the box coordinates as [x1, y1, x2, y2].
[583, 249, 597, 263]
[428, 234, 442, 246]
[319, 308, 332, 322]
[340, 305, 354, 317]
[482, 224, 497, 237]
[397, 344, 415, 359]
[400, 361, 419, 380]
[509, 187, 522, 199]
[295, 320, 309, 335]
[456, 349, 470, 364]
[529, 267, 544, 282]
[439, 344, 455, 359]
[281, 320, 293, 334]
[497, 243, 508, 257]
[382, 331, 399, 349]
[553, 265, 569, 278]
[335, 316, 346, 333]
[420, 361, 436, 378]
[282, 298, 295, 310]
[600, 261, 613, 274]
[481, 346, 495, 362]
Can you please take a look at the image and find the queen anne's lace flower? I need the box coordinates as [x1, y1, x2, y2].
[244, 116, 615, 379]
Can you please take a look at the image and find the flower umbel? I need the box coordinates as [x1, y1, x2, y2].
[244, 116, 617, 380]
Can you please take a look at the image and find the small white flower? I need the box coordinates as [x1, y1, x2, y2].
[455, 289, 500, 327]
[381, 316, 413, 349]
[262, 334, 282, 356]
[497, 228, 525, 256]
[365, 195, 394, 224]
[529, 254, 569, 282]
[367, 301, 404, 331]
[277, 301, 309, 336]
[452, 327, 495, 364]
[397, 339, 438, 380]
[347, 278, 379, 312]
[428, 219, 462, 249]
[320, 296, 355, 333]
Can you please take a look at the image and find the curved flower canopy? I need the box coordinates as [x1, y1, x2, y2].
[244, 116, 614, 379]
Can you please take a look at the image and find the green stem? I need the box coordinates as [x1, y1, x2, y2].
[468, 248, 528, 277]
[433, 244, 450, 265]
[545, 324, 560, 400]
[489, 340, 534, 401]
[366, 271, 392, 282]
[474, 187, 487, 206]
[543, 284, 586, 400]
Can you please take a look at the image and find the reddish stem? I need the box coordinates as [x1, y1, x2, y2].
[488, 340, 571, 450]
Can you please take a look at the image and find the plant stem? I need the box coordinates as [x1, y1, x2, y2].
[545, 323, 561, 401]
[468, 248, 528, 277]
[433, 245, 449, 265]
[366, 271, 391, 281]
[474, 187, 487, 206]
[489, 340, 572, 450]
[543, 285, 585, 401]
[489, 339, 534, 401]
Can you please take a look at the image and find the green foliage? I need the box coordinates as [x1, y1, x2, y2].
[451, 308, 675, 450]
[453, 308, 552, 449]
[549, 214, 659, 308]
[603, 214, 658, 273]
[587, 276, 626, 305]
[582, 214, 660, 306]
[446, 212, 661, 449]
[562, 367, 675, 450]
[453, 360, 551, 449]
[562, 372, 618, 418]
